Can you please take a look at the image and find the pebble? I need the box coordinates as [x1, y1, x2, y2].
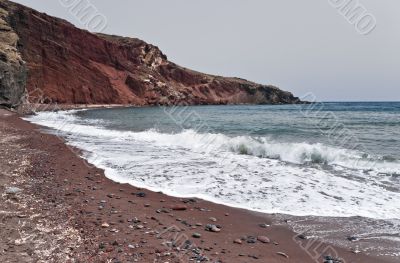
[276, 252, 289, 258]
[258, 223, 270, 228]
[5, 187, 22, 195]
[257, 236, 270, 244]
[246, 236, 257, 243]
[101, 223, 110, 228]
[171, 204, 187, 211]
[347, 236, 359, 242]
[205, 224, 221, 233]
[192, 233, 202, 238]
[297, 234, 307, 240]
[136, 192, 146, 197]
[209, 217, 217, 222]
[233, 239, 242, 244]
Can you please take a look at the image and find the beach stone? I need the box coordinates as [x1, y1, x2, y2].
[323, 256, 343, 263]
[233, 239, 242, 244]
[246, 236, 257, 243]
[5, 187, 22, 195]
[277, 252, 289, 258]
[258, 223, 270, 228]
[209, 217, 217, 222]
[171, 204, 187, 211]
[297, 234, 307, 240]
[136, 192, 146, 197]
[101, 223, 110, 228]
[257, 236, 270, 243]
[192, 233, 202, 238]
[98, 243, 106, 249]
[112, 240, 119, 246]
[347, 236, 359, 242]
[205, 224, 220, 232]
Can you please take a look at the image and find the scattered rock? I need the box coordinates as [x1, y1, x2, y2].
[276, 252, 289, 258]
[192, 233, 202, 238]
[112, 240, 119, 246]
[297, 234, 307, 240]
[171, 204, 187, 211]
[205, 224, 221, 233]
[233, 239, 242, 244]
[101, 223, 110, 228]
[323, 255, 344, 263]
[347, 236, 359, 242]
[246, 236, 257, 244]
[258, 223, 270, 228]
[257, 236, 270, 244]
[5, 187, 22, 195]
[136, 192, 146, 197]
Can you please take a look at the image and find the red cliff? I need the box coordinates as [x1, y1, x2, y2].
[0, 0, 302, 108]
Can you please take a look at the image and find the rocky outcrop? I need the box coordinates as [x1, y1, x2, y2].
[0, 2, 26, 108]
[0, 0, 302, 108]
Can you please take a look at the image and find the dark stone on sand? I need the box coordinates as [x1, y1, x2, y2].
[136, 192, 146, 197]
[323, 255, 344, 263]
[192, 233, 202, 238]
[347, 236, 359, 242]
[171, 204, 188, 211]
[297, 234, 307, 240]
[246, 236, 257, 243]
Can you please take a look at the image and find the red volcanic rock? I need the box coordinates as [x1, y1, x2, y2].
[0, 0, 302, 108]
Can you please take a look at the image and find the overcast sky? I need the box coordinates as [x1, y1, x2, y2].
[12, 0, 400, 101]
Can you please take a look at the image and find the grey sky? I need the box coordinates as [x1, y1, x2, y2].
[12, 0, 400, 101]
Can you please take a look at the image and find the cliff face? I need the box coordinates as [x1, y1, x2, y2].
[0, 0, 301, 108]
[0, 3, 26, 108]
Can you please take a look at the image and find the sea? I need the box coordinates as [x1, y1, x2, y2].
[25, 102, 400, 260]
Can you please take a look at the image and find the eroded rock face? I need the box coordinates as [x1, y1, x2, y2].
[0, 0, 302, 107]
[0, 2, 26, 108]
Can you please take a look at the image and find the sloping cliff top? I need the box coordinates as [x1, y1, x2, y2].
[0, 0, 302, 108]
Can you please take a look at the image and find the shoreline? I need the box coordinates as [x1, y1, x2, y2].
[0, 108, 395, 262]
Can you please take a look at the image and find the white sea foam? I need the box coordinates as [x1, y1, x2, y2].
[24, 110, 400, 219]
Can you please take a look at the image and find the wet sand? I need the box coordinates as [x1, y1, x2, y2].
[0, 109, 394, 262]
